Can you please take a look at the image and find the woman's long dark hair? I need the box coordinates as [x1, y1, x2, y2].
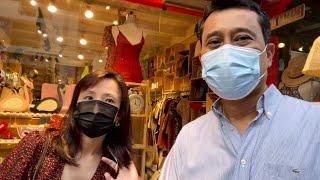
[51, 71, 132, 168]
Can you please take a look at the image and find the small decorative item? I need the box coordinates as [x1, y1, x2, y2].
[0, 121, 12, 139]
[128, 88, 144, 114]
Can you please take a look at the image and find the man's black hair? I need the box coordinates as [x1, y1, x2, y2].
[200, 0, 271, 44]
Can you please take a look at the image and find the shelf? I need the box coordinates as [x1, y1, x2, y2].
[126, 82, 147, 87]
[132, 144, 145, 149]
[9, 124, 46, 128]
[190, 77, 203, 81]
[131, 114, 147, 118]
[0, 112, 64, 118]
[163, 73, 175, 77]
[0, 139, 20, 145]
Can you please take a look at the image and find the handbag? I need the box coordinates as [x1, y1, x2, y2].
[32, 134, 50, 180]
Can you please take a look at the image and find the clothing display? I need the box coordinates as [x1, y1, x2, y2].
[0, 131, 113, 179]
[156, 98, 182, 152]
[104, 26, 144, 83]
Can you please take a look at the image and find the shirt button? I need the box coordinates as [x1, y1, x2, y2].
[240, 159, 247, 167]
[266, 112, 272, 117]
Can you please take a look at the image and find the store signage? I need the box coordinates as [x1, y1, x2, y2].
[270, 4, 305, 30]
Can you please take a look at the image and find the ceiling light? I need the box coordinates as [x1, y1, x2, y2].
[98, 59, 103, 63]
[113, 20, 118, 25]
[278, 42, 285, 49]
[30, 0, 37, 6]
[48, 4, 57, 13]
[298, 46, 303, 52]
[45, 58, 49, 62]
[78, 54, 84, 60]
[58, 54, 63, 58]
[43, 33, 48, 38]
[105, 5, 111, 10]
[37, 29, 42, 34]
[80, 38, 87, 45]
[56, 36, 63, 42]
[85, 9, 94, 19]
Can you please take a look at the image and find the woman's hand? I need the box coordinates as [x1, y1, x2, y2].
[102, 157, 139, 180]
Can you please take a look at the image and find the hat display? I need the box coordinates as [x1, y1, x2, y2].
[281, 55, 313, 87]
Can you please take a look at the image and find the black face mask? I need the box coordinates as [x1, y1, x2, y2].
[74, 100, 119, 138]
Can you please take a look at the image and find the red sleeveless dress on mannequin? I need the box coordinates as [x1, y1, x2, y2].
[110, 28, 144, 83]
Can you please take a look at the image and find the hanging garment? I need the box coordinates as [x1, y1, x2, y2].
[102, 26, 117, 70]
[108, 27, 144, 83]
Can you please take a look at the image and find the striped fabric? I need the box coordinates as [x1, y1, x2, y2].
[159, 85, 320, 180]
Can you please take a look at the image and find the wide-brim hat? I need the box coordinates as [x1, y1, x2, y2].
[281, 55, 312, 87]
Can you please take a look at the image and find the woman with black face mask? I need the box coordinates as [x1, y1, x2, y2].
[0, 71, 138, 180]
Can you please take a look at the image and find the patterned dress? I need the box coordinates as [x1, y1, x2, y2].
[0, 131, 112, 180]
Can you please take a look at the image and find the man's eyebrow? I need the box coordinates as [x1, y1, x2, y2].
[205, 31, 223, 44]
[231, 27, 257, 38]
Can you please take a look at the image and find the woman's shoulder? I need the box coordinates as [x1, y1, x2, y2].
[21, 130, 59, 147]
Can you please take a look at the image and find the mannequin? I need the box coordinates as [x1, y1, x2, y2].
[111, 12, 146, 46]
[105, 11, 145, 83]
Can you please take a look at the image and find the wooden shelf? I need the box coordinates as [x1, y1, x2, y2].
[132, 144, 145, 149]
[0, 112, 64, 118]
[9, 124, 46, 128]
[0, 139, 20, 145]
[131, 114, 147, 118]
[164, 73, 175, 77]
[126, 82, 147, 87]
[190, 77, 203, 81]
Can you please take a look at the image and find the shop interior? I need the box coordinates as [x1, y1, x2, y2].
[0, 0, 319, 179]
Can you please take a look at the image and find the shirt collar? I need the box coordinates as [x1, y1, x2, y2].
[212, 84, 284, 120]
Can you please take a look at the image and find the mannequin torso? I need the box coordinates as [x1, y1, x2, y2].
[111, 14, 145, 46]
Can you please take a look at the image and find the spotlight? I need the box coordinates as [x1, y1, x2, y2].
[80, 38, 87, 45]
[278, 42, 285, 49]
[113, 20, 119, 25]
[98, 59, 103, 63]
[37, 29, 42, 34]
[34, 55, 38, 61]
[43, 33, 48, 38]
[56, 36, 63, 42]
[105, 5, 111, 10]
[58, 54, 63, 58]
[30, 0, 37, 7]
[298, 47, 303, 52]
[85, 9, 94, 19]
[78, 54, 84, 60]
[48, 3, 57, 13]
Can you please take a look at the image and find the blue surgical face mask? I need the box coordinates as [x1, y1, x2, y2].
[201, 44, 267, 100]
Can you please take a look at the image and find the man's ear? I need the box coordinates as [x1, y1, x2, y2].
[266, 43, 275, 67]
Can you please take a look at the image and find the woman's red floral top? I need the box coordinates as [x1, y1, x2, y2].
[0, 131, 110, 180]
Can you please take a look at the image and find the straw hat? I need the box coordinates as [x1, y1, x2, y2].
[281, 55, 313, 87]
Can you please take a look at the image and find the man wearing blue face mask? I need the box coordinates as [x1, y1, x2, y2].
[159, 0, 320, 179]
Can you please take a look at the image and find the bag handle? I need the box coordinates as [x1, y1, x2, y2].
[32, 134, 50, 180]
